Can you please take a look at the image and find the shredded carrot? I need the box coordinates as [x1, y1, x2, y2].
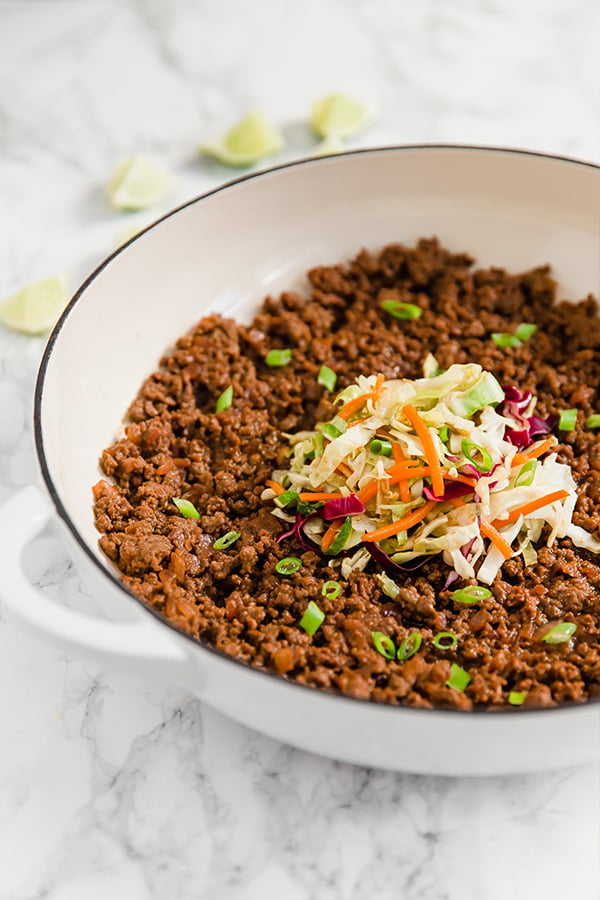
[480, 520, 513, 560]
[298, 491, 343, 502]
[491, 489, 570, 529]
[393, 443, 411, 503]
[357, 480, 380, 504]
[390, 465, 432, 481]
[336, 462, 353, 478]
[443, 472, 477, 488]
[402, 404, 444, 497]
[448, 497, 467, 508]
[346, 416, 370, 428]
[321, 520, 343, 552]
[371, 373, 385, 403]
[337, 393, 373, 420]
[362, 499, 437, 542]
[512, 437, 555, 467]
[266, 479, 285, 496]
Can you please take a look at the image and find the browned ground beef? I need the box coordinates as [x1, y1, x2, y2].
[94, 238, 600, 710]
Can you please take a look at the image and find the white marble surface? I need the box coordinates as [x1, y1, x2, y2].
[1, 1, 600, 897]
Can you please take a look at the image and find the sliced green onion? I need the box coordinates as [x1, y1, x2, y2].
[439, 425, 449, 443]
[397, 632, 422, 660]
[451, 585, 492, 604]
[508, 690, 528, 706]
[265, 348, 292, 367]
[446, 663, 471, 691]
[215, 385, 233, 412]
[585, 414, 600, 429]
[326, 516, 353, 555]
[275, 556, 302, 575]
[322, 580, 342, 600]
[320, 423, 342, 440]
[491, 333, 522, 348]
[433, 631, 458, 650]
[378, 572, 400, 600]
[514, 458, 537, 487]
[172, 497, 200, 519]
[514, 322, 538, 341]
[213, 530, 241, 549]
[275, 490, 299, 508]
[318, 365, 337, 392]
[558, 408, 578, 431]
[461, 439, 493, 473]
[300, 600, 325, 635]
[541, 622, 577, 644]
[372, 631, 396, 659]
[370, 438, 393, 457]
[380, 299, 423, 320]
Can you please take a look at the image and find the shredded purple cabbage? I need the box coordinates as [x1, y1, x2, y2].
[500, 385, 558, 447]
[365, 542, 426, 576]
[321, 494, 365, 521]
[277, 512, 355, 557]
[441, 570, 460, 591]
[423, 481, 473, 502]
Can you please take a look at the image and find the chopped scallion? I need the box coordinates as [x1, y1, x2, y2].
[300, 600, 325, 635]
[397, 632, 422, 660]
[514, 322, 538, 342]
[508, 690, 528, 706]
[461, 439, 493, 473]
[318, 365, 337, 392]
[372, 631, 396, 659]
[320, 422, 342, 440]
[322, 580, 342, 600]
[439, 425, 449, 443]
[275, 556, 302, 575]
[215, 385, 233, 412]
[451, 585, 492, 604]
[380, 299, 423, 320]
[433, 631, 458, 650]
[446, 663, 471, 691]
[370, 438, 393, 457]
[213, 530, 241, 549]
[172, 497, 200, 519]
[585, 414, 600, 429]
[265, 348, 292, 367]
[558, 408, 578, 431]
[541, 622, 577, 644]
[491, 333, 522, 348]
[514, 458, 537, 487]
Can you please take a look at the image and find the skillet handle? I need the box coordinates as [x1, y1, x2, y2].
[0, 485, 189, 676]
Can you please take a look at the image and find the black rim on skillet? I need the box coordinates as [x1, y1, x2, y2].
[33, 144, 600, 717]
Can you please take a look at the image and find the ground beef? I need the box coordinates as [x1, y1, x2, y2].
[93, 238, 600, 710]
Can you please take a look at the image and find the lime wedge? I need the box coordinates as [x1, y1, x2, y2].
[108, 156, 175, 211]
[200, 111, 285, 167]
[311, 135, 345, 157]
[0, 274, 68, 335]
[311, 93, 370, 139]
[115, 221, 144, 248]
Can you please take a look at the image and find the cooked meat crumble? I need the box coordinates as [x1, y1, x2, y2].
[94, 238, 600, 710]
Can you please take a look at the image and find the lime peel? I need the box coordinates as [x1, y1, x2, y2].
[0, 274, 68, 335]
[108, 156, 175, 211]
[311, 93, 370, 139]
[200, 111, 285, 167]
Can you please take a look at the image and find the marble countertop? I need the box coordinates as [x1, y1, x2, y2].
[1, 1, 599, 897]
